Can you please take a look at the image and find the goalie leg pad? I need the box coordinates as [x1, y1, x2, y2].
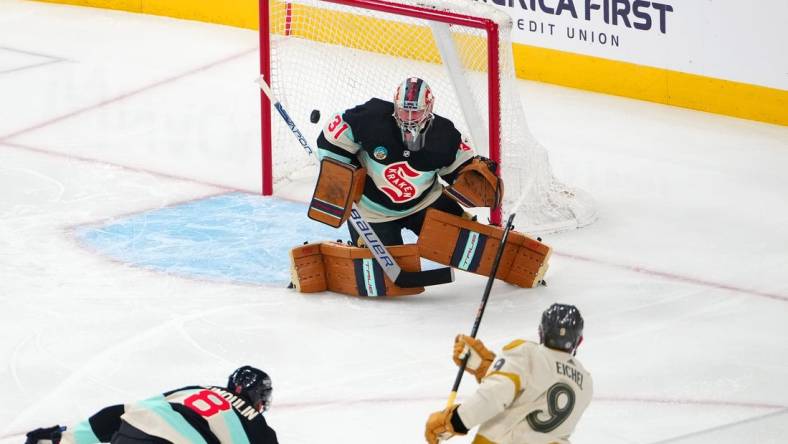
[417, 209, 551, 288]
[289, 243, 328, 293]
[308, 158, 366, 228]
[290, 242, 424, 296]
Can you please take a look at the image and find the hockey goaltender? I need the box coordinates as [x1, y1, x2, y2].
[289, 77, 551, 297]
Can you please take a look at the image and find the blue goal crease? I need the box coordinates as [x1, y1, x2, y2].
[74, 192, 347, 286]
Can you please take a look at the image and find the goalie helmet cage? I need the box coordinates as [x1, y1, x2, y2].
[258, 0, 597, 232]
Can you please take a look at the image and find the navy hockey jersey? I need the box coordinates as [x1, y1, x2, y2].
[54, 385, 277, 444]
[316, 98, 476, 222]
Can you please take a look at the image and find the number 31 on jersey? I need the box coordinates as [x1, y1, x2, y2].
[326, 114, 350, 140]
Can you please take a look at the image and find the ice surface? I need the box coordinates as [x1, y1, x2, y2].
[1, 1, 787, 443]
[74, 192, 347, 286]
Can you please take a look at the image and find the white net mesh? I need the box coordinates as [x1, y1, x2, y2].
[265, 0, 596, 233]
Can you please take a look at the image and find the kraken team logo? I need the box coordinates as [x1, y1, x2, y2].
[373, 146, 388, 160]
[381, 161, 420, 203]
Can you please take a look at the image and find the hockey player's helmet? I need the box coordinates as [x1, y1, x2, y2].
[393, 77, 435, 151]
[228, 366, 273, 412]
[539, 303, 584, 354]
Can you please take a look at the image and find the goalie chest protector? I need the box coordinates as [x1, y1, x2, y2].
[289, 242, 424, 297]
[417, 209, 551, 288]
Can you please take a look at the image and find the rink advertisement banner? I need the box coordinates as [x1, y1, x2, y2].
[35, 0, 787, 125]
[31, 0, 260, 29]
[486, 0, 786, 92]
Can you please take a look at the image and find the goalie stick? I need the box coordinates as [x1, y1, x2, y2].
[257, 77, 454, 288]
[446, 212, 516, 408]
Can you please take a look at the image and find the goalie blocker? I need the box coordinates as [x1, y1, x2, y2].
[418, 209, 551, 288]
[290, 241, 424, 297]
[308, 158, 366, 228]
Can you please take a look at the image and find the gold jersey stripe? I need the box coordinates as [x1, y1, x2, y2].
[484, 371, 521, 394]
[502, 339, 526, 351]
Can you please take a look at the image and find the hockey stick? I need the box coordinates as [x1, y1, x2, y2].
[446, 212, 516, 408]
[257, 77, 454, 288]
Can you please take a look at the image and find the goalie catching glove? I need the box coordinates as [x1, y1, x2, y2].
[445, 156, 503, 208]
[453, 334, 496, 383]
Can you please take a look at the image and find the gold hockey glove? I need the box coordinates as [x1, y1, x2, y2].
[453, 334, 496, 383]
[425, 405, 465, 444]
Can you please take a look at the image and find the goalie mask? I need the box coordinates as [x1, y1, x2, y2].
[393, 77, 434, 151]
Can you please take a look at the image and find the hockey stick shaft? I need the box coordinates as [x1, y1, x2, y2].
[347, 207, 454, 287]
[259, 80, 314, 156]
[258, 77, 453, 288]
[446, 212, 516, 408]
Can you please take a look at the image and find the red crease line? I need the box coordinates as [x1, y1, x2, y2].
[555, 252, 788, 302]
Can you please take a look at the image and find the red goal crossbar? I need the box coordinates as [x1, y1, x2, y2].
[258, 0, 502, 225]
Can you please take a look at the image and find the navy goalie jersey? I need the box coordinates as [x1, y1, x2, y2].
[316, 98, 476, 223]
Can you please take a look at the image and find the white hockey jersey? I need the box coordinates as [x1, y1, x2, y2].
[456, 340, 592, 444]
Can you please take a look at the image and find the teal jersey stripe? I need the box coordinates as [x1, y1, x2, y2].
[138, 394, 208, 444]
[221, 408, 251, 444]
[317, 148, 353, 164]
[359, 195, 414, 217]
[71, 419, 100, 444]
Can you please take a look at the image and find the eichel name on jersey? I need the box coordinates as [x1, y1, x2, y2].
[317, 98, 476, 223]
[460, 341, 593, 444]
[51, 385, 277, 444]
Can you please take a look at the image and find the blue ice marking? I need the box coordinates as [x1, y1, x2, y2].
[75, 193, 346, 286]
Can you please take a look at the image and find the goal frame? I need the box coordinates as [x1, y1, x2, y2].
[258, 0, 503, 225]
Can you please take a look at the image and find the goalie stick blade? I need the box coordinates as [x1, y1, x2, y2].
[395, 267, 454, 288]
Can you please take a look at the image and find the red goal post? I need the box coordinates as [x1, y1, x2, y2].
[258, 0, 597, 232]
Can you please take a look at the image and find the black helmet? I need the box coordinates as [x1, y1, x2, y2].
[228, 366, 273, 412]
[539, 303, 584, 354]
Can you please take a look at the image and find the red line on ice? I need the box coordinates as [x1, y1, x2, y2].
[0, 140, 241, 192]
[555, 252, 788, 302]
[272, 395, 786, 411]
[0, 47, 256, 142]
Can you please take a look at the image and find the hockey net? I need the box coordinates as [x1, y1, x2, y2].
[259, 0, 596, 232]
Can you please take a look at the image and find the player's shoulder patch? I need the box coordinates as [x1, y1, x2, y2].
[503, 339, 528, 351]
